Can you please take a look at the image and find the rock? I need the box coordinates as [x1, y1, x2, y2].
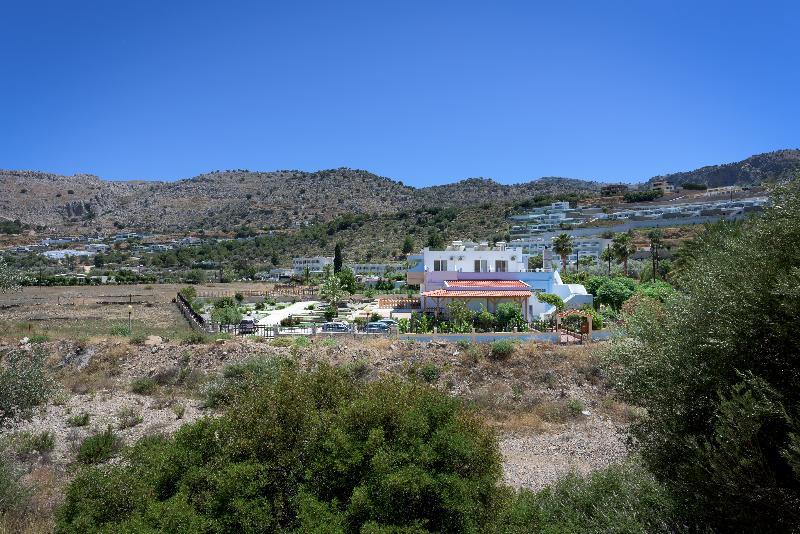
[144, 335, 163, 346]
[19, 337, 29, 345]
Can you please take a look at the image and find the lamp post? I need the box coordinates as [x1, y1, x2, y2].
[127, 305, 133, 335]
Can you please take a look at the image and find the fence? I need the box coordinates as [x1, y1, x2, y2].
[377, 297, 420, 309]
[196, 286, 318, 299]
[175, 292, 207, 330]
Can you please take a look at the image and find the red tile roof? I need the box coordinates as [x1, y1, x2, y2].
[422, 289, 532, 298]
[444, 280, 529, 288]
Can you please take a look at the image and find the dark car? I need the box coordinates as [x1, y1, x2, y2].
[321, 322, 351, 333]
[238, 318, 256, 334]
[365, 321, 390, 334]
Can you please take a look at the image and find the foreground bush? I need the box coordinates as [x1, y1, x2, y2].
[495, 462, 678, 533]
[607, 181, 800, 531]
[0, 347, 53, 428]
[58, 364, 503, 532]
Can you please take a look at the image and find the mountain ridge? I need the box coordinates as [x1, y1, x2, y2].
[1, 149, 798, 233]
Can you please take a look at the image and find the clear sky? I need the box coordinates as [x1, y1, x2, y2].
[1, 1, 798, 186]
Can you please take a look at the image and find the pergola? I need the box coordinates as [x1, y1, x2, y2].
[421, 280, 533, 322]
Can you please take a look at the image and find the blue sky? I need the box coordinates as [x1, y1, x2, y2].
[1, 1, 797, 186]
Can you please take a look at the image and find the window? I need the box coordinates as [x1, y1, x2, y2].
[474, 259, 488, 272]
[495, 260, 508, 272]
[433, 260, 448, 271]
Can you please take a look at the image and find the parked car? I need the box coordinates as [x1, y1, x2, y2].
[365, 321, 390, 334]
[378, 318, 398, 327]
[321, 322, 351, 333]
[238, 318, 256, 334]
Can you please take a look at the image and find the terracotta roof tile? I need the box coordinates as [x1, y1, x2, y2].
[444, 280, 529, 288]
[422, 290, 532, 298]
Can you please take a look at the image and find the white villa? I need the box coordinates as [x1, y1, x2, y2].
[407, 240, 592, 321]
[292, 256, 334, 275]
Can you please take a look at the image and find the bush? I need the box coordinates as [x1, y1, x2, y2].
[116, 406, 143, 429]
[0, 348, 53, 428]
[211, 306, 242, 326]
[566, 398, 585, 416]
[178, 286, 197, 301]
[495, 462, 679, 533]
[181, 331, 209, 345]
[110, 324, 131, 337]
[490, 339, 516, 360]
[12, 430, 55, 457]
[0, 455, 29, 519]
[537, 293, 564, 312]
[606, 182, 800, 531]
[172, 403, 185, 420]
[76, 427, 120, 464]
[67, 412, 91, 427]
[204, 357, 292, 408]
[58, 366, 503, 532]
[129, 377, 157, 395]
[420, 363, 440, 383]
[28, 333, 49, 344]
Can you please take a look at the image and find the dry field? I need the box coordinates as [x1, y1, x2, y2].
[0, 282, 276, 340]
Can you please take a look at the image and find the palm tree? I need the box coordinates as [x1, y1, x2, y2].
[647, 229, 663, 281]
[612, 232, 637, 276]
[552, 233, 573, 273]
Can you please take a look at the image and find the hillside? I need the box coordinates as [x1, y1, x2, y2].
[1, 149, 798, 235]
[648, 149, 800, 188]
[0, 168, 596, 234]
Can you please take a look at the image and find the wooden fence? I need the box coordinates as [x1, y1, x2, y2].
[377, 297, 420, 309]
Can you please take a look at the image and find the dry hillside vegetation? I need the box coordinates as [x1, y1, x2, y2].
[0, 335, 631, 531]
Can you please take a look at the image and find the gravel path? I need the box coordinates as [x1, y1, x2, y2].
[499, 417, 629, 491]
[257, 300, 319, 326]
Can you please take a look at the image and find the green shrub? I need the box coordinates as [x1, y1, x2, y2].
[495, 462, 678, 533]
[537, 293, 565, 312]
[110, 324, 131, 337]
[28, 333, 49, 344]
[178, 286, 197, 301]
[293, 336, 310, 348]
[76, 427, 120, 464]
[271, 337, 294, 347]
[0, 348, 53, 428]
[343, 359, 370, 380]
[181, 330, 209, 345]
[606, 182, 800, 531]
[420, 363, 440, 383]
[456, 339, 472, 350]
[67, 412, 91, 427]
[58, 366, 502, 532]
[117, 406, 143, 429]
[204, 357, 292, 408]
[129, 377, 157, 395]
[211, 306, 241, 326]
[172, 403, 185, 420]
[0, 455, 29, 518]
[489, 339, 516, 360]
[566, 398, 585, 416]
[13, 430, 55, 457]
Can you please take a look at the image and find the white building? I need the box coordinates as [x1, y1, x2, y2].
[347, 263, 404, 276]
[408, 240, 592, 321]
[292, 256, 334, 275]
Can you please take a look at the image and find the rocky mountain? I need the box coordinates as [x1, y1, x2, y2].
[1, 149, 797, 234]
[0, 168, 598, 234]
[648, 149, 800, 188]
